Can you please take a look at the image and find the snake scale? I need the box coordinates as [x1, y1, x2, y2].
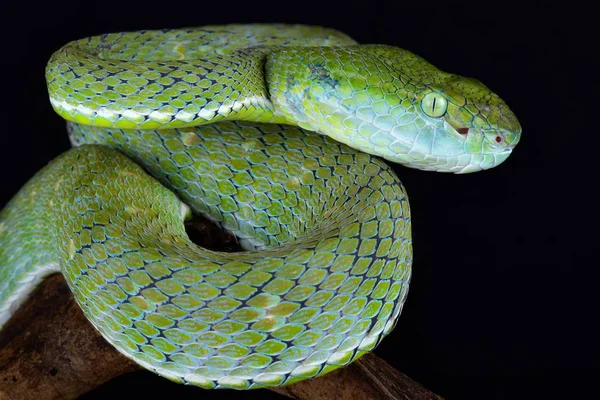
[0, 25, 520, 389]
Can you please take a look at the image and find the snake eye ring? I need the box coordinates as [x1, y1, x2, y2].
[421, 92, 448, 118]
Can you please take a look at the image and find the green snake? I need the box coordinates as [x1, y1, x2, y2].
[0, 25, 520, 389]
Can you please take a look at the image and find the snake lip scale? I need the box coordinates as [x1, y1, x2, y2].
[0, 24, 520, 390]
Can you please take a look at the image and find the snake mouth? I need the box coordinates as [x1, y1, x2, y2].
[464, 149, 512, 173]
[492, 148, 513, 164]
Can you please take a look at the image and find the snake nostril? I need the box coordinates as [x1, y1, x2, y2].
[456, 127, 469, 135]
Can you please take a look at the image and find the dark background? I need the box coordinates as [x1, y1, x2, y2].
[1, 2, 595, 399]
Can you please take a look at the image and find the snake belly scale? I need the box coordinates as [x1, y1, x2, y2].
[0, 24, 520, 389]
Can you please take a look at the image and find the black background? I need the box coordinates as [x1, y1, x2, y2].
[1, 2, 595, 399]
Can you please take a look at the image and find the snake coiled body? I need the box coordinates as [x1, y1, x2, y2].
[0, 25, 520, 389]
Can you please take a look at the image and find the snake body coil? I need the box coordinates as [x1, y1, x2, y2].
[0, 25, 520, 389]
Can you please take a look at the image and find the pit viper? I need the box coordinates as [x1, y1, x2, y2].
[0, 25, 521, 389]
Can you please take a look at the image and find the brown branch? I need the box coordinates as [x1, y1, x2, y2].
[270, 348, 443, 400]
[0, 219, 442, 400]
[0, 274, 139, 400]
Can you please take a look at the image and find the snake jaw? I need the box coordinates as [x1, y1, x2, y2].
[398, 122, 518, 173]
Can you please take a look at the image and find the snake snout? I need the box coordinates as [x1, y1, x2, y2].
[494, 128, 521, 154]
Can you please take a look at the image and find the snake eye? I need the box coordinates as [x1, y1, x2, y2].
[421, 92, 448, 118]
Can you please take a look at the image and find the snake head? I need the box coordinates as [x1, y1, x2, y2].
[267, 45, 522, 173]
[417, 75, 522, 173]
